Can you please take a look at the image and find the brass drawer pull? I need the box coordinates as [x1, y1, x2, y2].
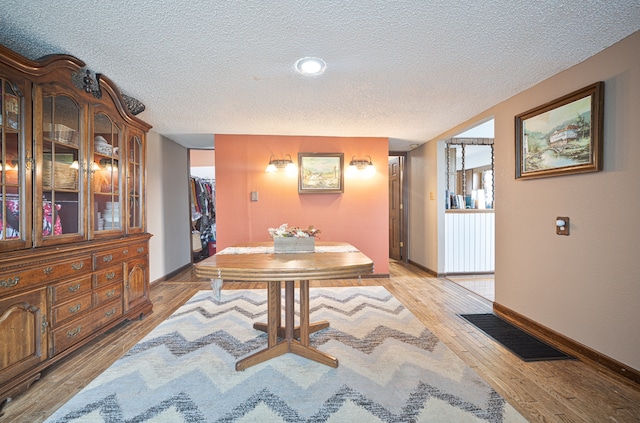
[72, 262, 84, 270]
[106, 289, 116, 298]
[1, 276, 20, 288]
[123, 249, 129, 255]
[103, 255, 113, 263]
[68, 283, 81, 292]
[104, 308, 117, 317]
[44, 267, 54, 275]
[67, 326, 82, 338]
[137, 247, 144, 253]
[42, 316, 48, 334]
[68, 304, 82, 314]
[105, 272, 116, 280]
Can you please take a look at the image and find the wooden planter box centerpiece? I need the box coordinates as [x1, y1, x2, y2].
[269, 224, 320, 254]
[274, 236, 315, 253]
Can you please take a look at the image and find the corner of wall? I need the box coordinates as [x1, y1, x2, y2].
[147, 131, 192, 282]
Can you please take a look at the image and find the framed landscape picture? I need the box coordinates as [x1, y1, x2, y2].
[515, 81, 604, 179]
[298, 153, 344, 194]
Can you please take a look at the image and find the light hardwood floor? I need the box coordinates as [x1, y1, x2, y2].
[447, 275, 495, 302]
[3, 261, 640, 422]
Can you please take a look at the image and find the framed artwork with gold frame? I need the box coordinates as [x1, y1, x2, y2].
[298, 153, 344, 194]
[515, 81, 604, 179]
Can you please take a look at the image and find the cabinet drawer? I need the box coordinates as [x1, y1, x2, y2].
[51, 300, 123, 355]
[94, 248, 125, 270]
[50, 275, 92, 305]
[94, 242, 147, 270]
[1, 256, 92, 294]
[40, 257, 92, 281]
[94, 266, 123, 288]
[128, 242, 148, 259]
[51, 292, 92, 327]
[94, 282, 122, 306]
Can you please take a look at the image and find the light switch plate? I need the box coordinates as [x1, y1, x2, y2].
[556, 216, 569, 235]
[250, 191, 258, 201]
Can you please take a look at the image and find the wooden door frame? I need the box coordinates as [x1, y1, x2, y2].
[389, 152, 408, 263]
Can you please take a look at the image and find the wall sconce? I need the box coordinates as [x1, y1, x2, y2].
[265, 154, 296, 174]
[347, 155, 375, 177]
[90, 161, 101, 173]
[70, 160, 80, 169]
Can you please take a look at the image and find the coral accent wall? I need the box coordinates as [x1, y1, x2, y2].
[215, 134, 389, 274]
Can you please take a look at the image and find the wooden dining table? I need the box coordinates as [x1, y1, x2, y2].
[194, 241, 374, 370]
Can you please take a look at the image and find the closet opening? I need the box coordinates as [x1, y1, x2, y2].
[189, 149, 215, 263]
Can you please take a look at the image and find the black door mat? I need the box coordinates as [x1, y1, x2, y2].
[460, 313, 574, 362]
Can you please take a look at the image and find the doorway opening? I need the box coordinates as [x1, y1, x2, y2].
[444, 119, 495, 301]
[189, 149, 215, 263]
[388, 153, 406, 262]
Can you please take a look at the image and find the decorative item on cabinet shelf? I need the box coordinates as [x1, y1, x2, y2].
[44, 123, 78, 146]
[97, 202, 121, 231]
[94, 136, 117, 156]
[4, 92, 19, 129]
[92, 168, 118, 194]
[0, 196, 62, 238]
[42, 160, 78, 190]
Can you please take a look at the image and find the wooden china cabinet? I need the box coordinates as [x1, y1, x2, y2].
[0, 44, 152, 410]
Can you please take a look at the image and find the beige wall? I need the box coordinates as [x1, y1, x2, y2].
[408, 139, 444, 273]
[147, 132, 191, 282]
[409, 31, 640, 371]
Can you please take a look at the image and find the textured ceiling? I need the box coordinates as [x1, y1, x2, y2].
[1, 1, 639, 151]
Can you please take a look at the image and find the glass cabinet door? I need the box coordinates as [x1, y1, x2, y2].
[40, 94, 82, 244]
[92, 112, 122, 233]
[127, 132, 144, 233]
[1, 77, 30, 250]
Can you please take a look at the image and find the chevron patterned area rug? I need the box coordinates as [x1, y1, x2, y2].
[45, 287, 527, 422]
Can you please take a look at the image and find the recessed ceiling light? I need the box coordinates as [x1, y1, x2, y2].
[295, 57, 326, 75]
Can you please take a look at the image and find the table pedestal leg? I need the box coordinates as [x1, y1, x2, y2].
[253, 281, 329, 337]
[293, 279, 338, 367]
[236, 280, 338, 371]
[252, 321, 330, 338]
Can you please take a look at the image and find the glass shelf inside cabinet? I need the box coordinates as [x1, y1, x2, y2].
[93, 112, 121, 232]
[128, 134, 143, 230]
[93, 155, 121, 231]
[1, 79, 22, 242]
[41, 143, 81, 236]
[41, 94, 81, 237]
